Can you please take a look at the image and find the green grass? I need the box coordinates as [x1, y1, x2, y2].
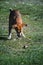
[0, 0, 43, 65]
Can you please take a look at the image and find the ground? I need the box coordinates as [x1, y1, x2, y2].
[0, 0, 43, 65]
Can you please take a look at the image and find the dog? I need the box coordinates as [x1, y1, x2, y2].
[8, 9, 27, 39]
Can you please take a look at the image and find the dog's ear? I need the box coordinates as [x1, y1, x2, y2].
[24, 24, 27, 26]
[9, 8, 13, 12]
[22, 23, 27, 27]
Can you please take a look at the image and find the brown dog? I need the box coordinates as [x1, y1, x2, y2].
[8, 9, 27, 39]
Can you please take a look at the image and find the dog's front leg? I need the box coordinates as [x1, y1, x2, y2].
[8, 26, 12, 39]
[21, 29, 25, 38]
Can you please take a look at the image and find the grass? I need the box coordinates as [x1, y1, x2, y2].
[0, 0, 43, 65]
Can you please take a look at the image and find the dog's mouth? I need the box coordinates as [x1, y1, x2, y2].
[15, 27, 21, 37]
[17, 32, 22, 37]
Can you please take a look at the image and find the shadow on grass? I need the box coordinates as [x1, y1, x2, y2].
[0, 35, 8, 40]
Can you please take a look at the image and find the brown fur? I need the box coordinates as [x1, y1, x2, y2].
[8, 9, 27, 39]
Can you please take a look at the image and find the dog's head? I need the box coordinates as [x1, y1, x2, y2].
[12, 23, 27, 37]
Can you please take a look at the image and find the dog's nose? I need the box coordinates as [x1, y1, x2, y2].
[17, 32, 21, 37]
[17, 34, 21, 37]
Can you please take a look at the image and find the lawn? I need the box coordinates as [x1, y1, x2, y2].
[0, 0, 43, 65]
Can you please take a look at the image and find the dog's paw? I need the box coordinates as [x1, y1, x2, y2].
[8, 36, 11, 40]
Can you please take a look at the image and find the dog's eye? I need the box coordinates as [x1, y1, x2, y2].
[17, 28, 21, 33]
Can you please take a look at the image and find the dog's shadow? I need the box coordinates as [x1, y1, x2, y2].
[0, 35, 8, 40]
